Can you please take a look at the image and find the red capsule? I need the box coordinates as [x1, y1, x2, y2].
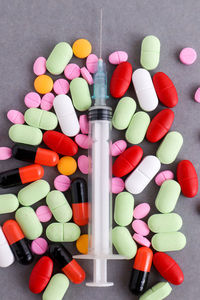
[177, 160, 198, 198]
[112, 146, 143, 177]
[146, 109, 174, 143]
[110, 62, 133, 98]
[19, 164, 44, 184]
[71, 178, 88, 226]
[62, 259, 86, 284]
[153, 72, 178, 107]
[153, 252, 184, 285]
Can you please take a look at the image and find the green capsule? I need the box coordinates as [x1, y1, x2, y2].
[148, 213, 183, 233]
[112, 97, 137, 130]
[0, 194, 19, 214]
[70, 78, 91, 111]
[112, 226, 137, 259]
[126, 111, 150, 144]
[140, 35, 160, 70]
[24, 108, 58, 130]
[43, 273, 69, 300]
[152, 232, 186, 252]
[114, 192, 134, 226]
[139, 282, 172, 300]
[9, 124, 43, 146]
[46, 223, 80, 242]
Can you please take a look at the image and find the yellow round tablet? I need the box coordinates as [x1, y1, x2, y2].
[34, 75, 53, 94]
[76, 234, 88, 254]
[72, 39, 92, 58]
[57, 156, 77, 175]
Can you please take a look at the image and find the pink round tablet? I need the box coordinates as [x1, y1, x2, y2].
[24, 92, 41, 108]
[132, 220, 150, 236]
[53, 78, 69, 95]
[0, 147, 12, 160]
[36, 205, 52, 223]
[40, 93, 55, 111]
[7, 110, 24, 124]
[109, 51, 128, 65]
[31, 238, 48, 255]
[54, 175, 71, 192]
[79, 115, 89, 134]
[64, 63, 81, 80]
[133, 233, 151, 248]
[133, 203, 150, 219]
[111, 140, 127, 156]
[194, 87, 200, 103]
[33, 56, 46, 76]
[86, 54, 98, 74]
[75, 134, 90, 149]
[112, 177, 125, 194]
[155, 170, 174, 186]
[179, 47, 197, 65]
[78, 155, 89, 174]
[81, 67, 93, 85]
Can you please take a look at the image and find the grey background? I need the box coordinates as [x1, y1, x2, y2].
[0, 0, 199, 299]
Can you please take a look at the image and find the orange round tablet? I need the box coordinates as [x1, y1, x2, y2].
[72, 39, 92, 58]
[57, 156, 77, 175]
[76, 234, 88, 254]
[34, 75, 53, 94]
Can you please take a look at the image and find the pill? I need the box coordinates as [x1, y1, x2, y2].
[81, 67, 93, 85]
[46, 223, 80, 242]
[7, 110, 24, 124]
[0, 194, 19, 214]
[133, 234, 151, 248]
[114, 192, 134, 226]
[126, 111, 150, 144]
[153, 252, 184, 285]
[112, 177, 125, 194]
[156, 131, 183, 164]
[72, 38, 92, 58]
[111, 140, 127, 156]
[194, 87, 200, 103]
[112, 226, 137, 259]
[76, 234, 88, 254]
[112, 97, 137, 130]
[70, 78, 92, 111]
[146, 109, 174, 143]
[132, 220, 150, 236]
[0, 147, 12, 160]
[57, 156, 77, 176]
[0, 226, 15, 267]
[46, 42, 73, 75]
[54, 175, 71, 192]
[42, 273, 69, 300]
[78, 155, 89, 174]
[49, 244, 85, 284]
[34, 75, 53, 94]
[79, 114, 89, 134]
[148, 213, 182, 233]
[40, 93, 55, 111]
[24, 92, 41, 108]
[29, 256, 53, 294]
[133, 203, 150, 219]
[140, 35, 160, 70]
[153, 72, 178, 107]
[9, 124, 43, 146]
[53, 78, 69, 95]
[24, 108, 58, 130]
[64, 63, 81, 80]
[155, 170, 174, 186]
[177, 160, 198, 198]
[18, 180, 50, 206]
[3, 219, 33, 265]
[125, 155, 161, 194]
[110, 62, 133, 98]
[53, 94, 80, 137]
[75, 134, 90, 149]
[15, 207, 43, 240]
[132, 68, 158, 111]
[139, 282, 172, 300]
[71, 178, 88, 226]
[129, 247, 153, 295]
[36, 206, 52, 223]
[155, 180, 181, 213]
[109, 51, 128, 65]
[33, 57, 46, 76]
[46, 190, 72, 223]
[151, 232, 186, 252]
[179, 47, 197, 65]
[86, 54, 98, 73]
[31, 238, 49, 258]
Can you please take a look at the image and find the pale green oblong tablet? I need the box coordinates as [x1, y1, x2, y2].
[46, 223, 80, 242]
[148, 213, 183, 233]
[156, 131, 183, 164]
[24, 108, 58, 130]
[139, 282, 172, 300]
[9, 124, 43, 146]
[15, 207, 43, 240]
[112, 97, 137, 130]
[155, 180, 181, 213]
[18, 180, 50, 206]
[152, 232, 186, 252]
[125, 111, 150, 144]
[0, 194, 19, 214]
[46, 42, 73, 75]
[140, 35, 160, 70]
[70, 78, 92, 111]
[46, 190, 72, 223]
[43, 273, 69, 300]
[112, 226, 137, 259]
[114, 192, 134, 226]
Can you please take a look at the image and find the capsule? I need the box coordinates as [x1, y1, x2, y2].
[2, 220, 33, 265]
[129, 247, 153, 295]
[0, 226, 15, 267]
[49, 244, 85, 284]
[71, 178, 89, 226]
[12, 143, 59, 167]
[110, 62, 133, 98]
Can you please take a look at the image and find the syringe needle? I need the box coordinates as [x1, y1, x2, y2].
[99, 8, 103, 59]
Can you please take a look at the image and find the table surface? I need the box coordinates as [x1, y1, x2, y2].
[0, 0, 199, 299]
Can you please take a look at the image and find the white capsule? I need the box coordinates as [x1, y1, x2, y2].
[0, 226, 15, 267]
